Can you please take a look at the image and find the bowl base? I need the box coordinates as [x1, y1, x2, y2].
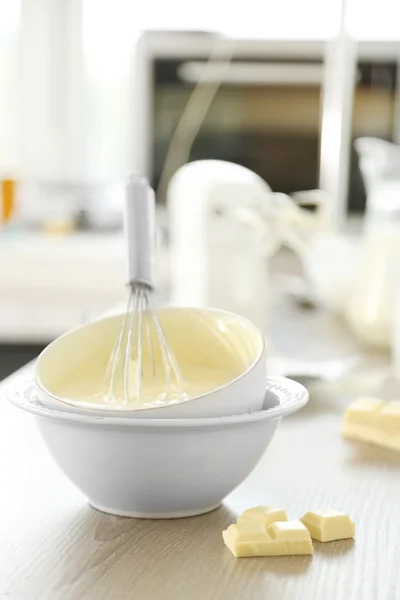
[89, 501, 222, 519]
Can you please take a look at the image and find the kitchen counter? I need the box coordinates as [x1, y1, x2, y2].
[0, 227, 170, 344]
[0, 232, 125, 342]
[1, 345, 400, 599]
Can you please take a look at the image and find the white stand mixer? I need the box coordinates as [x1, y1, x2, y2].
[168, 160, 273, 331]
[167, 159, 328, 333]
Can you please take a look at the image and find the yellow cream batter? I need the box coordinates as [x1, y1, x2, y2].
[57, 363, 238, 409]
[40, 308, 263, 412]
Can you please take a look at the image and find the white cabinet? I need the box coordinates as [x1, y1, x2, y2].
[0, 233, 126, 342]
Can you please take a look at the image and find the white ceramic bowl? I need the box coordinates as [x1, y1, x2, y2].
[8, 377, 308, 518]
[35, 307, 267, 419]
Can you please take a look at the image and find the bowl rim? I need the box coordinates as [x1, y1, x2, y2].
[8, 376, 308, 428]
[34, 306, 266, 413]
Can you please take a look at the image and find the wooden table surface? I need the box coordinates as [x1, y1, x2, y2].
[1, 356, 400, 600]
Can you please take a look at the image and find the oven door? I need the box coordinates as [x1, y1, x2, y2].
[152, 57, 323, 201]
[139, 33, 398, 214]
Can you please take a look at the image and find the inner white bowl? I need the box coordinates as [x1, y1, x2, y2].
[35, 307, 267, 418]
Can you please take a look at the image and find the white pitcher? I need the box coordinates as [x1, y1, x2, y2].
[345, 219, 400, 349]
[345, 138, 400, 349]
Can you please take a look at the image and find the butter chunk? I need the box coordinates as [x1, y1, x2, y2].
[223, 523, 273, 558]
[369, 401, 400, 450]
[377, 401, 400, 434]
[222, 521, 312, 558]
[267, 521, 313, 555]
[343, 397, 385, 425]
[342, 397, 400, 451]
[238, 506, 287, 529]
[301, 509, 355, 542]
[342, 397, 385, 443]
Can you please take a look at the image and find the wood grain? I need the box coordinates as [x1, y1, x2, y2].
[0, 249, 397, 600]
[1, 361, 400, 600]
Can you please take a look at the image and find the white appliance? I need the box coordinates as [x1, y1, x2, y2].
[168, 160, 281, 332]
[15, 0, 130, 226]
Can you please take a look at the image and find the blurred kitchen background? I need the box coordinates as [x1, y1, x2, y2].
[1, 0, 400, 384]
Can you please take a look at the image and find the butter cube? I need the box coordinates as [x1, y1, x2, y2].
[377, 401, 400, 434]
[238, 506, 287, 529]
[222, 521, 313, 558]
[301, 509, 355, 542]
[342, 397, 385, 443]
[345, 397, 385, 416]
[222, 523, 273, 558]
[372, 402, 400, 451]
[343, 397, 385, 424]
[269, 521, 310, 541]
[342, 397, 400, 451]
[267, 521, 313, 556]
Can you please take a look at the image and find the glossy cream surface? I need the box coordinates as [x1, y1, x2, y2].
[56, 363, 237, 409]
[38, 308, 263, 411]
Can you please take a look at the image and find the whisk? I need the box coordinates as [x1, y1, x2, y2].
[103, 175, 183, 405]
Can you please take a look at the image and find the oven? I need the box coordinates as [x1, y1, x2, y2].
[133, 31, 400, 214]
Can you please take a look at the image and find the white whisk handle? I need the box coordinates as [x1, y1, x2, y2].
[125, 175, 156, 289]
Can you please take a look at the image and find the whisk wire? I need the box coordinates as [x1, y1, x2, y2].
[104, 292, 132, 402]
[148, 297, 184, 401]
[144, 295, 156, 377]
[123, 287, 138, 403]
[104, 284, 186, 405]
[136, 287, 144, 402]
[158, 320, 184, 399]
[104, 176, 185, 406]
[150, 306, 171, 400]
